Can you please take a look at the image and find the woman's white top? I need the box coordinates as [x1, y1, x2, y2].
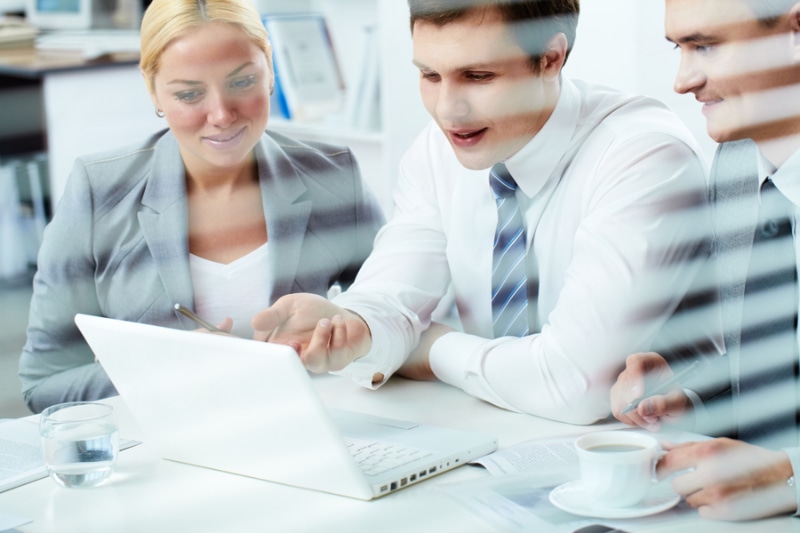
[190, 242, 271, 338]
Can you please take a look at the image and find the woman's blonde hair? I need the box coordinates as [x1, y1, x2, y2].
[140, 0, 272, 94]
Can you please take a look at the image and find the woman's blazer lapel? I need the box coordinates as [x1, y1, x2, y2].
[254, 134, 312, 303]
[137, 133, 196, 325]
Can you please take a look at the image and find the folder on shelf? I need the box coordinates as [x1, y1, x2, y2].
[0, 163, 28, 280]
[262, 13, 345, 121]
[343, 24, 381, 132]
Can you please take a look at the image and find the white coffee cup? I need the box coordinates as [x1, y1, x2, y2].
[574, 431, 660, 507]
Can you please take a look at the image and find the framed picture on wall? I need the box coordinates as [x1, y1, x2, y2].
[262, 13, 345, 121]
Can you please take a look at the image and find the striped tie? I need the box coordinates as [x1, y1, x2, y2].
[490, 163, 530, 338]
[738, 178, 799, 448]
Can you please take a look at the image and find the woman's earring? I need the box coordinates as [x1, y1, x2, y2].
[155, 108, 165, 118]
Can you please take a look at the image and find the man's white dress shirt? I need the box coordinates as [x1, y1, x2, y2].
[336, 78, 714, 424]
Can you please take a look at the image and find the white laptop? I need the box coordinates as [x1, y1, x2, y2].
[74, 314, 497, 500]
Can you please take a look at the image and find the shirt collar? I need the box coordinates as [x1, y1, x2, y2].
[766, 146, 800, 208]
[503, 77, 579, 199]
[756, 149, 774, 187]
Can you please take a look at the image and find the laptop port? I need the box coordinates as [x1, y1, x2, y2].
[410, 474, 417, 482]
[390, 482, 397, 491]
[400, 478, 408, 487]
[429, 466, 437, 474]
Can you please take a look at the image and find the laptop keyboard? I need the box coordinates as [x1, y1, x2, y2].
[343, 437, 432, 476]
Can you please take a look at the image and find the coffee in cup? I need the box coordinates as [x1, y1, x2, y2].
[574, 431, 660, 507]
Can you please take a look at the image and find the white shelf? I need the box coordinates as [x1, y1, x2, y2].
[268, 117, 386, 145]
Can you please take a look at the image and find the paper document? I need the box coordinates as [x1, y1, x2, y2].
[0, 419, 47, 493]
[441, 472, 689, 533]
[0, 510, 32, 530]
[0, 418, 140, 493]
[472, 434, 582, 477]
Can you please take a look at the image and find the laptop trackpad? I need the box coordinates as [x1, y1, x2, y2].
[329, 409, 418, 430]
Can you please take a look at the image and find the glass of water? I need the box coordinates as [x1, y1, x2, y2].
[39, 402, 119, 488]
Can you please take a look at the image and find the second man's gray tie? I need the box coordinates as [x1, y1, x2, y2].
[490, 163, 531, 338]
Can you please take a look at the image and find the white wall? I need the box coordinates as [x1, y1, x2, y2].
[253, 0, 312, 13]
[253, 0, 718, 171]
[564, 0, 717, 165]
[45, 66, 165, 211]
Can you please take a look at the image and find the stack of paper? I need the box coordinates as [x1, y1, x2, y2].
[34, 30, 140, 60]
[0, 16, 36, 48]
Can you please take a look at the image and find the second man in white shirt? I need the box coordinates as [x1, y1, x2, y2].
[252, 0, 717, 425]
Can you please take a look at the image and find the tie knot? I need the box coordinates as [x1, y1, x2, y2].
[761, 177, 778, 195]
[490, 163, 518, 199]
[759, 178, 794, 220]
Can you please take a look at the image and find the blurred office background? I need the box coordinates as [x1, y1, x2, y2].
[0, 0, 713, 417]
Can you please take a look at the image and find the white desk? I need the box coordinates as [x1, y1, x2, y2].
[1, 375, 800, 533]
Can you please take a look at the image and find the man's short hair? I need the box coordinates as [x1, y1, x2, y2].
[744, 0, 797, 26]
[408, 0, 580, 68]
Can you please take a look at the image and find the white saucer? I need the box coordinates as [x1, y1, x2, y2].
[548, 480, 681, 519]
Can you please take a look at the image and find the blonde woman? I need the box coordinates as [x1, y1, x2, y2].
[19, 0, 384, 413]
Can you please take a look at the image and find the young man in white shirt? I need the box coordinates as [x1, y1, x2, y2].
[611, 0, 800, 521]
[253, 0, 714, 425]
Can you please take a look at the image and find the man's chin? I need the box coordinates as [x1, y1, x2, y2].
[706, 117, 800, 146]
[706, 126, 742, 145]
[451, 151, 494, 171]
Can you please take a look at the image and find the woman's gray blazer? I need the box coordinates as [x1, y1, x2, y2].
[19, 129, 385, 413]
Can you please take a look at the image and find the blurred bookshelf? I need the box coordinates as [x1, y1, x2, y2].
[257, 0, 430, 215]
[0, 154, 47, 284]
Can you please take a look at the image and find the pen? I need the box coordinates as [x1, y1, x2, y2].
[174, 303, 227, 334]
[620, 360, 701, 415]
